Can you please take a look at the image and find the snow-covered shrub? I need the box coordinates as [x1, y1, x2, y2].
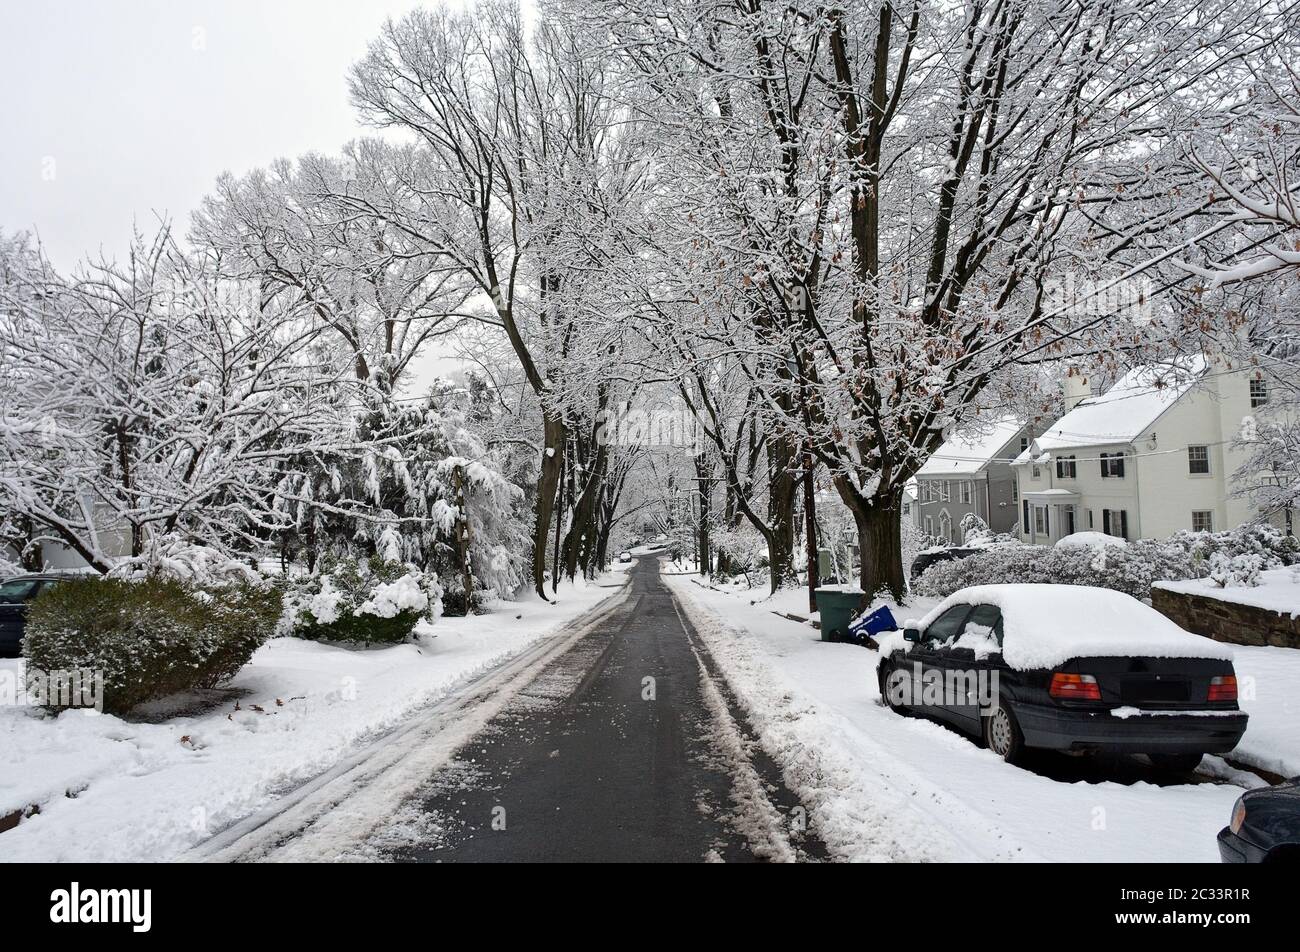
[438, 574, 483, 618]
[1169, 523, 1298, 571]
[23, 576, 279, 715]
[1055, 531, 1127, 551]
[108, 533, 262, 587]
[282, 556, 438, 644]
[959, 513, 990, 545]
[1207, 552, 1266, 588]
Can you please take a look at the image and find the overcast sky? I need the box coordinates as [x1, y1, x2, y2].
[0, 0, 463, 270]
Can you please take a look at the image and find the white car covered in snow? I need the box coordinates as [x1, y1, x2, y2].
[878, 584, 1248, 771]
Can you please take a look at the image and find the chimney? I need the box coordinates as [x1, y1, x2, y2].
[1063, 369, 1091, 411]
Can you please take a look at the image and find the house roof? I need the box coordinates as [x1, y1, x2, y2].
[1032, 357, 1208, 453]
[916, 415, 1025, 477]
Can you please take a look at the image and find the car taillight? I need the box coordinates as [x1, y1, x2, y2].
[1049, 672, 1101, 701]
[1208, 675, 1237, 702]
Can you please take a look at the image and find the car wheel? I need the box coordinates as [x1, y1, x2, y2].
[1149, 752, 1203, 774]
[983, 699, 1024, 764]
[880, 662, 909, 715]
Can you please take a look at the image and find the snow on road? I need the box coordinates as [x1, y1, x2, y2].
[0, 577, 622, 862]
[664, 576, 1298, 862]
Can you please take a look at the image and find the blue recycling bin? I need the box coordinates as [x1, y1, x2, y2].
[848, 605, 898, 642]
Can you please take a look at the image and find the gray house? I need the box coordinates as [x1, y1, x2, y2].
[912, 415, 1031, 544]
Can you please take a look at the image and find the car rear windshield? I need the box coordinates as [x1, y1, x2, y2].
[0, 579, 42, 603]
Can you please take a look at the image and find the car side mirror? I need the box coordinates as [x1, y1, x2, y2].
[903, 628, 921, 644]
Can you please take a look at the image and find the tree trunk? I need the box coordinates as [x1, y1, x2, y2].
[838, 480, 906, 604]
[766, 439, 798, 592]
[532, 411, 566, 600]
[697, 465, 710, 578]
[562, 434, 607, 580]
[452, 464, 474, 611]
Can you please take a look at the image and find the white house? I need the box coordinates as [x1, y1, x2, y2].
[1012, 358, 1289, 545]
[913, 415, 1033, 543]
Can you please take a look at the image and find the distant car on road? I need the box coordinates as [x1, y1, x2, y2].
[878, 584, 1248, 771]
[0, 573, 69, 658]
[619, 552, 633, 563]
[1219, 778, 1300, 863]
[910, 546, 982, 580]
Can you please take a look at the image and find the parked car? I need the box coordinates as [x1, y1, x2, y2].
[1218, 779, 1300, 863]
[877, 584, 1248, 770]
[618, 552, 633, 564]
[910, 546, 982, 580]
[0, 573, 69, 657]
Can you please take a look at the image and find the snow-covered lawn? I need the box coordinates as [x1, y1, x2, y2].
[665, 576, 1299, 862]
[0, 577, 622, 862]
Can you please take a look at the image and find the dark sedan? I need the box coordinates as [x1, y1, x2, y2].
[1218, 779, 1300, 863]
[909, 546, 982, 580]
[0, 574, 67, 657]
[878, 584, 1249, 772]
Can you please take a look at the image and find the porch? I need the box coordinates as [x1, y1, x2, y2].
[1023, 488, 1081, 545]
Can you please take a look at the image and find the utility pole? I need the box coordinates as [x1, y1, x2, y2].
[802, 442, 818, 613]
[695, 453, 712, 577]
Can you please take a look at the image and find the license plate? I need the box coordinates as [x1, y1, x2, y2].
[1121, 678, 1188, 703]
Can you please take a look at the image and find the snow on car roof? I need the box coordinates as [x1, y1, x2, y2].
[1033, 357, 1207, 452]
[917, 583, 1233, 671]
[916, 414, 1024, 477]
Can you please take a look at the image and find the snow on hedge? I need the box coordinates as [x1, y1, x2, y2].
[1055, 531, 1127, 550]
[915, 524, 1299, 601]
[915, 584, 1234, 670]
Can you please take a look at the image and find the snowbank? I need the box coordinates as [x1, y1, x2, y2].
[917, 584, 1234, 670]
[0, 577, 621, 862]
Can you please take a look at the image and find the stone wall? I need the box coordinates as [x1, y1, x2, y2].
[1151, 587, 1300, 649]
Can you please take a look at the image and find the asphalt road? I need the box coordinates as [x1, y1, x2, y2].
[372, 558, 825, 863]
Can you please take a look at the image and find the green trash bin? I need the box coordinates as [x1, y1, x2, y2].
[815, 586, 864, 643]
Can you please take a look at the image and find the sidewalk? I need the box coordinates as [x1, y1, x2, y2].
[664, 575, 1271, 862]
